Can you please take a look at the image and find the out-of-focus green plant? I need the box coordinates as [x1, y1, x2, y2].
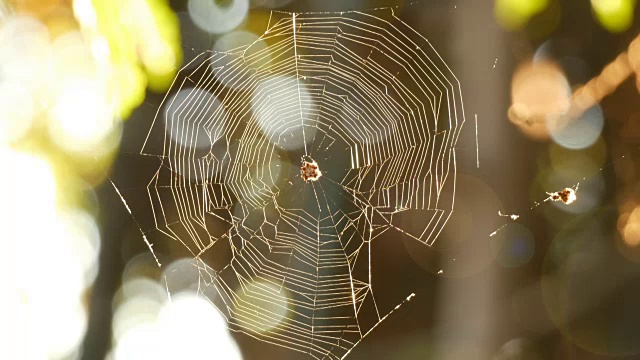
[494, 0, 550, 30]
[76, 0, 182, 119]
[591, 0, 636, 33]
[495, 0, 636, 33]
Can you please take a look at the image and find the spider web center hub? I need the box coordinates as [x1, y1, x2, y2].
[300, 158, 322, 182]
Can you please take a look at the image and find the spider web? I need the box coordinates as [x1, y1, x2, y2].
[114, 8, 465, 359]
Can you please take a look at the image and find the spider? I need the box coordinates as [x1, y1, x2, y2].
[300, 159, 322, 182]
[546, 187, 577, 205]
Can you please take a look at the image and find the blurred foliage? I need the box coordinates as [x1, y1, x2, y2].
[7, 0, 182, 119]
[494, 0, 550, 30]
[81, 0, 183, 119]
[591, 0, 636, 33]
[495, 0, 637, 33]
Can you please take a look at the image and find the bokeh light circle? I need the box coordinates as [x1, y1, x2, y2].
[49, 79, 116, 153]
[122, 252, 164, 283]
[188, 0, 249, 34]
[163, 87, 226, 149]
[251, 75, 317, 151]
[548, 137, 607, 180]
[212, 30, 271, 90]
[114, 324, 163, 359]
[157, 293, 243, 359]
[234, 280, 290, 334]
[0, 15, 51, 89]
[548, 105, 604, 150]
[57, 209, 102, 286]
[118, 277, 167, 305]
[37, 303, 87, 359]
[0, 82, 35, 143]
[509, 59, 571, 140]
[533, 168, 604, 217]
[162, 258, 219, 299]
[112, 296, 163, 342]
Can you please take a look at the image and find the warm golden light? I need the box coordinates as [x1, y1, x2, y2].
[629, 36, 640, 73]
[623, 206, 640, 246]
[570, 53, 632, 119]
[510, 39, 638, 142]
[509, 59, 571, 139]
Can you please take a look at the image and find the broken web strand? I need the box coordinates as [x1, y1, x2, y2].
[457, 125, 640, 242]
[465, 141, 609, 238]
[93, 155, 178, 308]
[487, 31, 640, 237]
[489, 91, 640, 238]
[488, 188, 575, 238]
[108, 6, 464, 360]
[488, 143, 640, 239]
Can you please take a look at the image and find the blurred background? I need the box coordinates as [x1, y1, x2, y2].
[2, 0, 640, 359]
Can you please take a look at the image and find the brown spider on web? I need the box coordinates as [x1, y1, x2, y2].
[546, 186, 578, 205]
[300, 158, 322, 182]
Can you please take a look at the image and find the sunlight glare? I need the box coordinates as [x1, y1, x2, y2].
[156, 292, 243, 360]
[49, 79, 115, 154]
[0, 81, 36, 143]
